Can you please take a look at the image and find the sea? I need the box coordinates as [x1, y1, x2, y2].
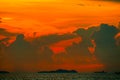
[0, 72, 120, 80]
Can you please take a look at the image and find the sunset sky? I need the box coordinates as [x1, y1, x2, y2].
[0, 0, 120, 72]
[0, 0, 120, 35]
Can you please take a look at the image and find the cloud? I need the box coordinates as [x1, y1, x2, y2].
[54, 27, 99, 66]
[73, 27, 99, 47]
[39, 46, 54, 65]
[33, 33, 76, 47]
[55, 24, 120, 71]
[104, 0, 120, 2]
[5, 34, 55, 71]
[1, 24, 120, 72]
[1, 33, 77, 71]
[0, 32, 77, 71]
[6, 34, 36, 71]
[0, 37, 10, 70]
[92, 24, 120, 71]
[92, 0, 120, 3]
[0, 28, 18, 37]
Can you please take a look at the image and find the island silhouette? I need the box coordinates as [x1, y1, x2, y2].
[0, 71, 9, 74]
[38, 69, 78, 73]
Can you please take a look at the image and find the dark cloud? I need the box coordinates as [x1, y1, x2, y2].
[0, 34, 55, 71]
[73, 27, 99, 47]
[65, 27, 98, 63]
[56, 24, 120, 71]
[0, 37, 9, 70]
[39, 46, 54, 65]
[93, 0, 120, 3]
[33, 33, 76, 47]
[4, 34, 54, 71]
[6, 34, 37, 71]
[54, 42, 93, 65]
[1, 24, 120, 72]
[0, 33, 77, 71]
[92, 24, 120, 71]
[0, 28, 18, 37]
[104, 0, 120, 2]
[55, 27, 99, 66]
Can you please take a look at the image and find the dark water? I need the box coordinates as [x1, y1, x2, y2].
[0, 73, 120, 80]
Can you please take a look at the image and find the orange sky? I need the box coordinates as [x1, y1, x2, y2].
[0, 0, 120, 72]
[0, 0, 120, 36]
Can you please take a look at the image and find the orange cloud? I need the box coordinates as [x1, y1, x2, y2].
[50, 37, 81, 54]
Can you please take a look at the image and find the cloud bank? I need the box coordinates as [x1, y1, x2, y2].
[0, 23, 120, 72]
